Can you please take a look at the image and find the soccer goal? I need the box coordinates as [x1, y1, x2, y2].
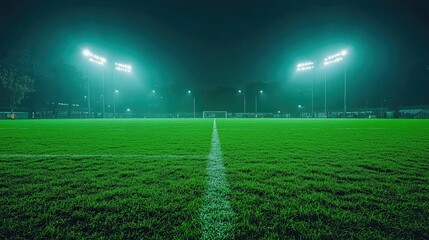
[203, 111, 228, 118]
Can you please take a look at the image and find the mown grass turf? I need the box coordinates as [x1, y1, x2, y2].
[217, 119, 429, 239]
[0, 119, 213, 239]
[2, 119, 429, 239]
[0, 119, 212, 155]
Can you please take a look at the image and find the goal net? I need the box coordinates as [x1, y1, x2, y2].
[203, 111, 228, 118]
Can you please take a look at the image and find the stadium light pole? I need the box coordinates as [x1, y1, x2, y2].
[113, 90, 119, 117]
[296, 61, 315, 117]
[188, 90, 195, 118]
[238, 90, 246, 117]
[255, 90, 263, 118]
[114, 62, 132, 118]
[324, 50, 348, 117]
[82, 49, 107, 117]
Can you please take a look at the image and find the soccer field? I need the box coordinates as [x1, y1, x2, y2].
[1, 119, 428, 239]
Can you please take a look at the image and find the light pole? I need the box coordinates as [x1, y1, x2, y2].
[102, 71, 105, 118]
[238, 90, 246, 117]
[255, 90, 263, 118]
[298, 104, 304, 118]
[296, 61, 315, 117]
[188, 90, 195, 118]
[82, 49, 106, 118]
[113, 90, 119, 117]
[381, 99, 387, 118]
[114, 62, 132, 118]
[324, 50, 347, 117]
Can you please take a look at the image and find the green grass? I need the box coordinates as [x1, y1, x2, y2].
[0, 119, 212, 155]
[0, 119, 213, 239]
[1, 119, 428, 239]
[217, 119, 429, 239]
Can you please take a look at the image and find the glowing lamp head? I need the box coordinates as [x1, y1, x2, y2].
[115, 63, 132, 72]
[341, 50, 347, 56]
[296, 61, 314, 71]
[260, 90, 263, 93]
[83, 49, 91, 56]
[188, 90, 191, 94]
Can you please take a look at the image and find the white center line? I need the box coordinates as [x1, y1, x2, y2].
[200, 119, 235, 240]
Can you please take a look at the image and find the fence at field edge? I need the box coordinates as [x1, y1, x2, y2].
[2, 108, 429, 119]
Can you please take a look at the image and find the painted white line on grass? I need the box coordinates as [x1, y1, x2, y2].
[201, 119, 235, 240]
[0, 154, 206, 159]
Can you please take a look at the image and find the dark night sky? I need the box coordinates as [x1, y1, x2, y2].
[1, 0, 429, 110]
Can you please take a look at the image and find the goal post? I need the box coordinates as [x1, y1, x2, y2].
[203, 111, 228, 118]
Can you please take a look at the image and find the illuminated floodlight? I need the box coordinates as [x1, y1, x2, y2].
[83, 49, 106, 65]
[324, 50, 347, 65]
[188, 90, 191, 94]
[260, 90, 263, 93]
[297, 61, 314, 71]
[115, 90, 119, 93]
[115, 63, 132, 72]
[83, 49, 91, 56]
[127, 108, 131, 112]
[238, 90, 242, 93]
[152, 90, 156, 93]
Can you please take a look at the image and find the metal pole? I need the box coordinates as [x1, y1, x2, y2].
[113, 71, 116, 118]
[87, 65, 91, 117]
[243, 94, 246, 118]
[344, 68, 347, 117]
[193, 97, 196, 118]
[255, 95, 258, 118]
[102, 69, 105, 118]
[312, 69, 314, 118]
[324, 67, 327, 118]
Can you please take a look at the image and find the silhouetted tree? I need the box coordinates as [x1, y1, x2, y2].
[0, 66, 35, 114]
[0, 50, 48, 114]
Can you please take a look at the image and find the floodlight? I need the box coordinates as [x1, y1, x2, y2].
[115, 90, 119, 93]
[152, 90, 156, 93]
[127, 108, 130, 112]
[186, 90, 195, 118]
[115, 62, 132, 72]
[82, 49, 107, 118]
[323, 49, 349, 117]
[296, 60, 316, 117]
[260, 90, 263, 93]
[83, 49, 91, 56]
[297, 61, 314, 71]
[238, 90, 242, 93]
[324, 50, 347, 66]
[84, 50, 107, 65]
